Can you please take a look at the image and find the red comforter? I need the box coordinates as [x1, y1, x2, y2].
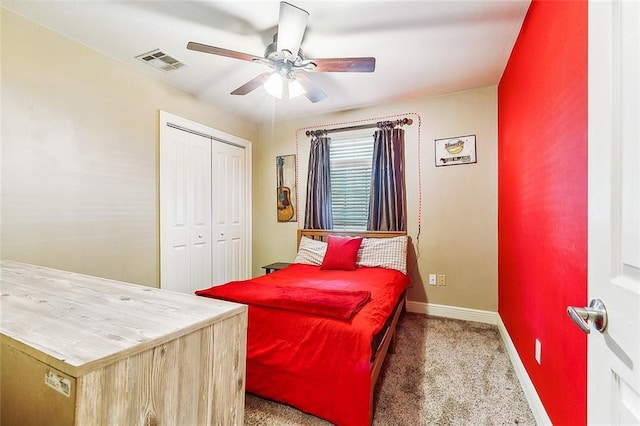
[197, 281, 371, 320]
[197, 264, 409, 426]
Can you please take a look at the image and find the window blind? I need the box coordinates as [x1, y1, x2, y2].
[329, 134, 374, 230]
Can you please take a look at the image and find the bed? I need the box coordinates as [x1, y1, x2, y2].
[196, 229, 410, 426]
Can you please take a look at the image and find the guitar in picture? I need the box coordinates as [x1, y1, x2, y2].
[277, 157, 294, 222]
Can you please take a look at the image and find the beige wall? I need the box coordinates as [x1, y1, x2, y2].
[254, 87, 498, 311]
[0, 10, 258, 287]
[2, 9, 498, 311]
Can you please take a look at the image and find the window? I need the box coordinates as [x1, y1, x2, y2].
[329, 133, 374, 230]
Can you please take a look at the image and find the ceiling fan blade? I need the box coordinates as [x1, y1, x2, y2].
[295, 74, 327, 103]
[277, 2, 309, 59]
[309, 57, 376, 72]
[231, 73, 272, 95]
[187, 41, 263, 63]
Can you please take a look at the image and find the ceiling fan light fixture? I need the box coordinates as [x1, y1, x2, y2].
[264, 72, 305, 100]
[264, 73, 283, 99]
[289, 78, 305, 98]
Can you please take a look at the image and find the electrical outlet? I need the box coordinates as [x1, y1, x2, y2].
[428, 274, 437, 285]
[535, 338, 541, 364]
[437, 274, 446, 286]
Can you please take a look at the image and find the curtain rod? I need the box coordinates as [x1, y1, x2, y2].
[305, 117, 413, 137]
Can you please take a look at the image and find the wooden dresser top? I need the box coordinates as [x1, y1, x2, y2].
[0, 260, 246, 375]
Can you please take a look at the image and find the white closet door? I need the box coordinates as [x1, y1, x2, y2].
[212, 141, 247, 285]
[160, 125, 212, 294]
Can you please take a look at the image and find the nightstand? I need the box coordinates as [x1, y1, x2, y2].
[262, 262, 292, 274]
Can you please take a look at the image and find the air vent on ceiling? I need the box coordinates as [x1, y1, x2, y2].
[135, 49, 188, 72]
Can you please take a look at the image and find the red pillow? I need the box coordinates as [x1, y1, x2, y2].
[320, 236, 364, 271]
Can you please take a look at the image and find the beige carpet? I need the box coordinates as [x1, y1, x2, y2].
[244, 313, 536, 425]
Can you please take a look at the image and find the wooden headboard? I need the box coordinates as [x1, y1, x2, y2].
[297, 229, 406, 247]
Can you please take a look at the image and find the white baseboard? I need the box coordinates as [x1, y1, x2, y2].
[496, 316, 552, 425]
[405, 301, 498, 324]
[405, 301, 551, 424]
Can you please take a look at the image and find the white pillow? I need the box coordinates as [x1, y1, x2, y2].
[357, 236, 408, 274]
[294, 236, 328, 266]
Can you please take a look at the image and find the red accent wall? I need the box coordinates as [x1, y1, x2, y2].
[498, 1, 587, 425]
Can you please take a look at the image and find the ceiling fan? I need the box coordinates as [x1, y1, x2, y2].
[187, 1, 376, 103]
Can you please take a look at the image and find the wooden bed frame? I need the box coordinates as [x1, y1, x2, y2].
[297, 228, 407, 424]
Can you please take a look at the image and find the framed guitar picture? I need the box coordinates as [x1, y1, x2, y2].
[276, 155, 297, 222]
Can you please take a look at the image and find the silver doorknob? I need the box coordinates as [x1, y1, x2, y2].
[567, 299, 608, 334]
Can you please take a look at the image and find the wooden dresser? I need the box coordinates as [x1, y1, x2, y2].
[0, 261, 247, 425]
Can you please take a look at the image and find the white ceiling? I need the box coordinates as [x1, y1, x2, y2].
[2, 0, 531, 124]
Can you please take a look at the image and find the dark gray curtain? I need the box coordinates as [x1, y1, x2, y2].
[304, 136, 333, 229]
[367, 127, 406, 231]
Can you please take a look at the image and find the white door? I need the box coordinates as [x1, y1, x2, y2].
[211, 141, 248, 285]
[160, 125, 212, 294]
[585, 0, 640, 423]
